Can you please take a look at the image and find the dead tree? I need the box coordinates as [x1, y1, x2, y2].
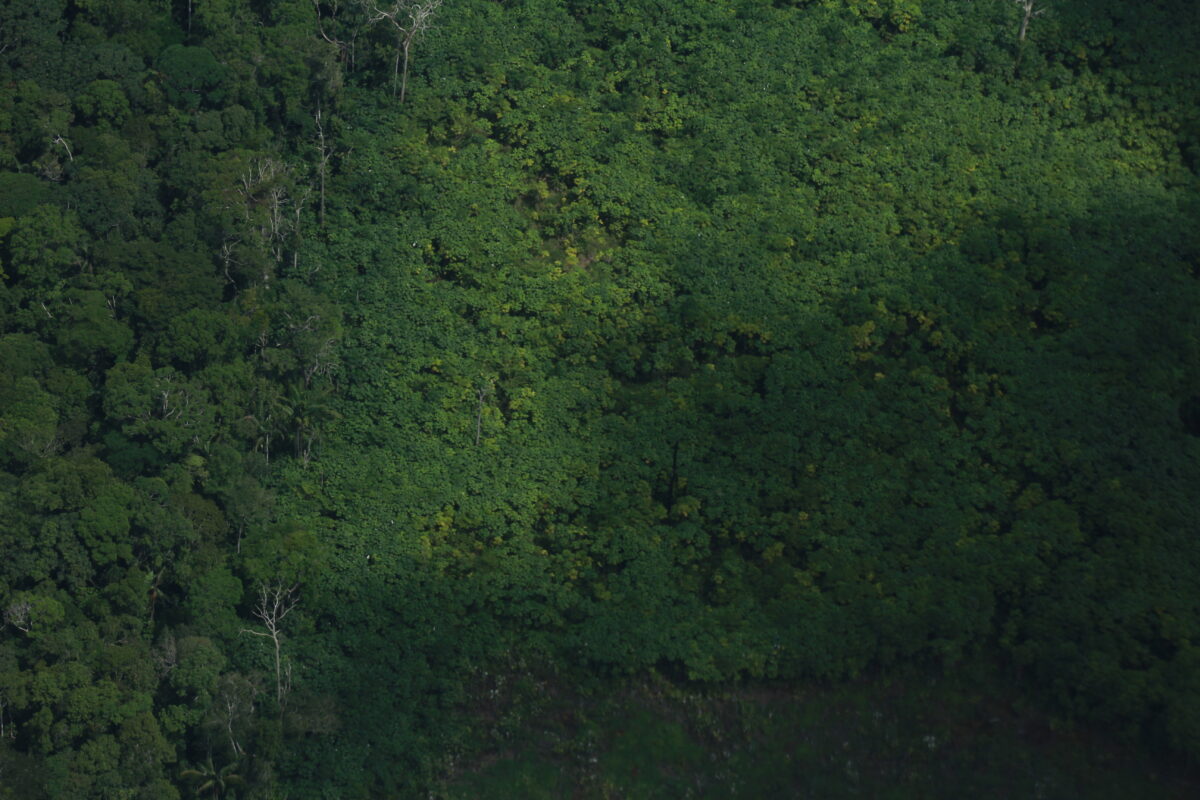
[204, 673, 261, 757]
[313, 0, 362, 71]
[52, 134, 73, 162]
[314, 107, 333, 227]
[474, 380, 492, 446]
[1007, 0, 1049, 75]
[241, 582, 300, 708]
[235, 157, 308, 284]
[1012, 0, 1047, 42]
[2, 600, 31, 633]
[358, 0, 443, 103]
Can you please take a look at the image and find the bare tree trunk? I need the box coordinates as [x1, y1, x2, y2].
[52, 134, 73, 161]
[148, 567, 166, 624]
[400, 38, 411, 103]
[315, 113, 328, 226]
[241, 582, 300, 709]
[1010, 0, 1047, 76]
[360, 1, 443, 104]
[1014, 0, 1045, 43]
[392, 41, 402, 98]
[1019, 4, 1032, 41]
[226, 699, 242, 756]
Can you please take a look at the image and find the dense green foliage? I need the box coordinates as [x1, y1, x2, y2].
[1, 0, 1198, 796]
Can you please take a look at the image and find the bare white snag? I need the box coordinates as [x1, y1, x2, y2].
[52, 134, 73, 162]
[2, 601, 31, 633]
[206, 673, 261, 757]
[358, 0, 443, 103]
[474, 380, 492, 447]
[241, 582, 300, 707]
[220, 237, 240, 285]
[1013, 0, 1047, 42]
[235, 157, 308, 282]
[314, 107, 333, 226]
[313, 0, 361, 71]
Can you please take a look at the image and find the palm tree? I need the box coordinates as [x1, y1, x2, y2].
[180, 755, 245, 798]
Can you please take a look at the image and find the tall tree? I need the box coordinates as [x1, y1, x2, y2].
[1011, 0, 1047, 42]
[357, 0, 442, 102]
[240, 582, 300, 709]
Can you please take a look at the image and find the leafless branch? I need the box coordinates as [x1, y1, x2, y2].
[358, 0, 443, 102]
[3, 601, 31, 633]
[314, 106, 334, 226]
[313, 0, 361, 69]
[241, 582, 300, 707]
[52, 134, 73, 161]
[1013, 0, 1048, 42]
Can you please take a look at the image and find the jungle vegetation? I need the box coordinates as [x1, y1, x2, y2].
[0, 0, 1198, 796]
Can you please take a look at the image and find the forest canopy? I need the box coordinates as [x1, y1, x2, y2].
[1, 0, 1198, 797]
